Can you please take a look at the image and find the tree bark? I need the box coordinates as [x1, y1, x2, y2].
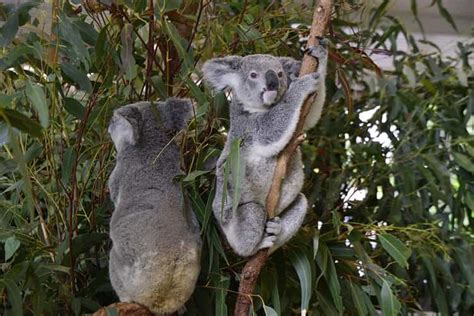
[233, 1, 334, 315]
[92, 302, 154, 316]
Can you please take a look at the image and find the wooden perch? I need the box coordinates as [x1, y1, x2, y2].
[233, 1, 334, 315]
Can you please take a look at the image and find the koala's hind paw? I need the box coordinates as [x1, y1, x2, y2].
[265, 217, 282, 235]
[259, 234, 277, 249]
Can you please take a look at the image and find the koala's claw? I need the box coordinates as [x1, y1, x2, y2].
[304, 42, 328, 60]
[265, 217, 282, 235]
[315, 36, 329, 48]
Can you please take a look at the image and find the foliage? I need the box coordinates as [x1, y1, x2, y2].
[0, 0, 473, 315]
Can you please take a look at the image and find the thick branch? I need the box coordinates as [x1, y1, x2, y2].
[234, 1, 333, 315]
[92, 303, 154, 316]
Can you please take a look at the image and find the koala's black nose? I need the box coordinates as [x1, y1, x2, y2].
[265, 70, 279, 91]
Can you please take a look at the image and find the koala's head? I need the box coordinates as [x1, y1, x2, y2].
[202, 55, 301, 113]
[108, 98, 194, 153]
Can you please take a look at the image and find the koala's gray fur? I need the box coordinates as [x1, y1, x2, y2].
[203, 44, 328, 257]
[107, 98, 201, 314]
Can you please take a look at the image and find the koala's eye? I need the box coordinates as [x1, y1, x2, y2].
[278, 71, 283, 78]
[250, 72, 258, 79]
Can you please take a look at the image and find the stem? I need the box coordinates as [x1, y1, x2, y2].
[233, 1, 334, 315]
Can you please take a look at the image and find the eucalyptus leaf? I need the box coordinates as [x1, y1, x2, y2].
[25, 81, 49, 127]
[381, 280, 401, 316]
[5, 236, 21, 261]
[379, 233, 411, 269]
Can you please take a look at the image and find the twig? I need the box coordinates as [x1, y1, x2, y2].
[234, 1, 334, 315]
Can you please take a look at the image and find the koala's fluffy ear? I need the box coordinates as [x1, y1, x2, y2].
[202, 56, 242, 91]
[108, 105, 141, 151]
[278, 57, 301, 82]
[160, 98, 194, 132]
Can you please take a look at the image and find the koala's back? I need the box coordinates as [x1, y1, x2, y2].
[108, 101, 201, 314]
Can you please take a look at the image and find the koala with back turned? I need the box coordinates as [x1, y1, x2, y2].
[107, 98, 201, 314]
[203, 43, 328, 257]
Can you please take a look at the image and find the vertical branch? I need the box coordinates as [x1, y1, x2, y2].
[234, 1, 334, 315]
[145, 0, 155, 99]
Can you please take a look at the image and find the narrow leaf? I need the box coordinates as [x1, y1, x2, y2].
[60, 63, 92, 93]
[0, 108, 42, 137]
[25, 81, 49, 127]
[228, 138, 245, 214]
[349, 282, 368, 316]
[379, 233, 411, 268]
[289, 249, 312, 313]
[64, 97, 85, 119]
[5, 236, 21, 261]
[381, 280, 401, 316]
[452, 152, 474, 174]
[3, 278, 23, 316]
[183, 170, 210, 182]
[61, 148, 76, 185]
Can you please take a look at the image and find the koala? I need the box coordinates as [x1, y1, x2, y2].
[203, 43, 328, 257]
[107, 98, 201, 315]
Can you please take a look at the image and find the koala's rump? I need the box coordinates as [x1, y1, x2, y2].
[109, 207, 201, 314]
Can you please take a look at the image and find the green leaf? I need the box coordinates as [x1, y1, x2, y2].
[436, 0, 458, 31]
[3, 278, 23, 316]
[183, 170, 210, 182]
[0, 108, 43, 137]
[25, 81, 49, 127]
[226, 138, 245, 214]
[452, 152, 474, 174]
[120, 23, 136, 81]
[215, 275, 229, 316]
[61, 148, 76, 185]
[60, 63, 93, 93]
[349, 282, 368, 316]
[316, 244, 343, 313]
[5, 236, 21, 261]
[64, 97, 85, 119]
[162, 18, 193, 73]
[379, 233, 411, 268]
[155, 0, 182, 15]
[150, 75, 168, 99]
[380, 279, 401, 316]
[289, 249, 312, 312]
[263, 305, 278, 316]
[57, 13, 90, 66]
[0, 13, 19, 48]
[466, 192, 474, 211]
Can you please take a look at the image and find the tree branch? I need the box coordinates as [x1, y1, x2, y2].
[234, 1, 334, 315]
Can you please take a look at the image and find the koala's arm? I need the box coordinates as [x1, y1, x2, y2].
[304, 44, 328, 130]
[253, 73, 319, 158]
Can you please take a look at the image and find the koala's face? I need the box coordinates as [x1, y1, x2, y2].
[203, 55, 298, 113]
[237, 55, 288, 111]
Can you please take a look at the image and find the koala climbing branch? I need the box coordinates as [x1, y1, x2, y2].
[234, 1, 334, 315]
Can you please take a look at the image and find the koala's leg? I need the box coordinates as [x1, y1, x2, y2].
[268, 193, 308, 254]
[304, 39, 328, 130]
[221, 202, 267, 257]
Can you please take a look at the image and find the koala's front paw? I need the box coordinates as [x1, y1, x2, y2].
[305, 39, 328, 61]
[293, 72, 319, 95]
